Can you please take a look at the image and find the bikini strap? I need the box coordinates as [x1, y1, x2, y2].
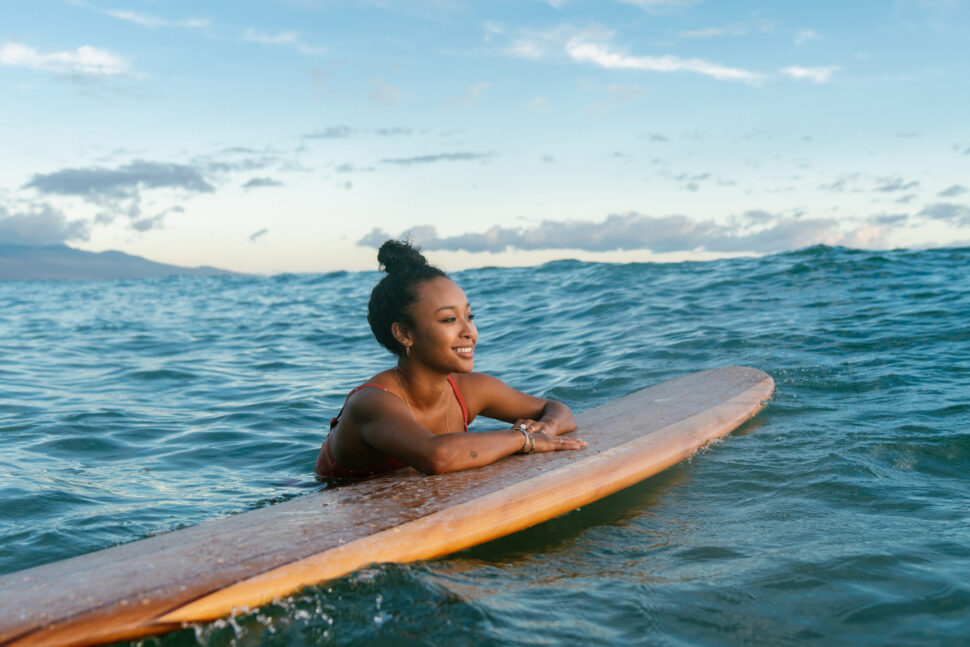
[330, 383, 391, 429]
[345, 382, 390, 398]
[447, 375, 469, 432]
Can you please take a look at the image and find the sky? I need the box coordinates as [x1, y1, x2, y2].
[2, 0, 970, 273]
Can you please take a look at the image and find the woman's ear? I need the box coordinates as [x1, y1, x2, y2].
[391, 322, 413, 350]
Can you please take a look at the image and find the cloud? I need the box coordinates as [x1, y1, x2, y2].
[455, 82, 491, 105]
[198, 153, 281, 175]
[23, 160, 213, 232]
[242, 177, 284, 190]
[607, 84, 645, 101]
[795, 29, 820, 45]
[875, 176, 920, 192]
[0, 204, 90, 245]
[24, 160, 214, 199]
[781, 65, 840, 83]
[250, 228, 269, 242]
[0, 42, 128, 76]
[370, 77, 401, 105]
[66, 1, 209, 29]
[131, 205, 182, 232]
[303, 126, 414, 140]
[938, 184, 968, 198]
[305, 126, 354, 139]
[104, 9, 209, 28]
[503, 24, 616, 60]
[680, 23, 750, 38]
[820, 173, 922, 196]
[871, 213, 910, 226]
[618, 0, 701, 12]
[242, 28, 325, 56]
[567, 41, 763, 83]
[359, 211, 876, 254]
[919, 202, 970, 226]
[381, 152, 494, 166]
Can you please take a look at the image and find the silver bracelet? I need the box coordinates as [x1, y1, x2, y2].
[516, 427, 535, 454]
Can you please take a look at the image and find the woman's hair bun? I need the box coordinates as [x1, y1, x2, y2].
[377, 239, 429, 275]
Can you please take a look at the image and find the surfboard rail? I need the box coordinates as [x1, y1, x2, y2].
[0, 366, 774, 647]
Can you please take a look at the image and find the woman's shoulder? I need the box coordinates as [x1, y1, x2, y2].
[451, 371, 503, 390]
[341, 371, 401, 411]
[450, 372, 511, 407]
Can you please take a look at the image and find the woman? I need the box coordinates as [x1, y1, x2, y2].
[316, 239, 586, 481]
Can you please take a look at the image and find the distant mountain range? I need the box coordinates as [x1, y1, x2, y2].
[0, 244, 238, 281]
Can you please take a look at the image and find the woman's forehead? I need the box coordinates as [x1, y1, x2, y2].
[415, 277, 468, 309]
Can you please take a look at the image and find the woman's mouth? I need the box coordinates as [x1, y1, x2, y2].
[454, 346, 474, 359]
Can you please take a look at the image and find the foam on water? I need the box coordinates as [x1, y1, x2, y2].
[1, 245, 968, 645]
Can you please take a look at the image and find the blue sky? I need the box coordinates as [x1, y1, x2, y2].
[2, 0, 969, 272]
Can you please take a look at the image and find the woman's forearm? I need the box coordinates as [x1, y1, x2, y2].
[537, 400, 576, 435]
[419, 428, 528, 474]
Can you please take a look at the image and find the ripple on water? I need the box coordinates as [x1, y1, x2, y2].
[1, 246, 969, 644]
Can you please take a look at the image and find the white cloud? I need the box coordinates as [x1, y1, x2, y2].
[607, 83, 645, 101]
[360, 211, 878, 254]
[242, 28, 326, 56]
[455, 82, 491, 105]
[106, 10, 209, 29]
[370, 77, 401, 105]
[938, 184, 968, 198]
[680, 24, 749, 39]
[618, 0, 701, 12]
[795, 29, 820, 45]
[0, 42, 128, 76]
[0, 204, 90, 245]
[503, 24, 615, 61]
[568, 41, 763, 83]
[781, 65, 840, 83]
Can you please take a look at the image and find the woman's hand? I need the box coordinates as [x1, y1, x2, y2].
[512, 422, 586, 453]
[513, 418, 561, 436]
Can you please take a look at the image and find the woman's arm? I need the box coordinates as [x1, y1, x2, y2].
[460, 372, 576, 436]
[348, 386, 584, 475]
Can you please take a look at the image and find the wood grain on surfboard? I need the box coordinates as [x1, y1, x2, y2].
[0, 366, 774, 647]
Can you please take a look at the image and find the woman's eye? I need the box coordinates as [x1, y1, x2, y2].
[468, 314, 475, 321]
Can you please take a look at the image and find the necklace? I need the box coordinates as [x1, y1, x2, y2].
[395, 368, 450, 435]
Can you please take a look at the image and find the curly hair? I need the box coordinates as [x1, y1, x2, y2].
[367, 239, 446, 357]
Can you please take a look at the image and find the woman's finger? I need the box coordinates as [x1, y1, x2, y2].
[533, 432, 585, 452]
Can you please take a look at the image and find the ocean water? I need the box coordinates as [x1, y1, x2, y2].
[1, 245, 968, 646]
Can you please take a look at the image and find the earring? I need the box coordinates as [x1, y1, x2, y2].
[405, 345, 411, 358]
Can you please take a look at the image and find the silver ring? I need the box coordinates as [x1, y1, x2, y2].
[517, 424, 528, 431]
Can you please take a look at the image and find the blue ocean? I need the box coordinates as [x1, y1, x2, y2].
[1, 245, 968, 646]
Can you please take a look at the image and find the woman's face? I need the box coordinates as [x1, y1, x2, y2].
[404, 277, 477, 373]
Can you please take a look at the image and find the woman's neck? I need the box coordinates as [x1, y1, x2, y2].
[394, 362, 449, 410]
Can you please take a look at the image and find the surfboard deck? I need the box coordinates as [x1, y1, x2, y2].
[0, 366, 774, 647]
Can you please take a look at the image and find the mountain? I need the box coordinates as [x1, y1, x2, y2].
[0, 244, 239, 281]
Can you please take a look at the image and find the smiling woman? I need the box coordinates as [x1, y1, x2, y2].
[315, 239, 585, 481]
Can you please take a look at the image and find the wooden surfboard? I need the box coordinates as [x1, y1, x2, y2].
[0, 366, 774, 647]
